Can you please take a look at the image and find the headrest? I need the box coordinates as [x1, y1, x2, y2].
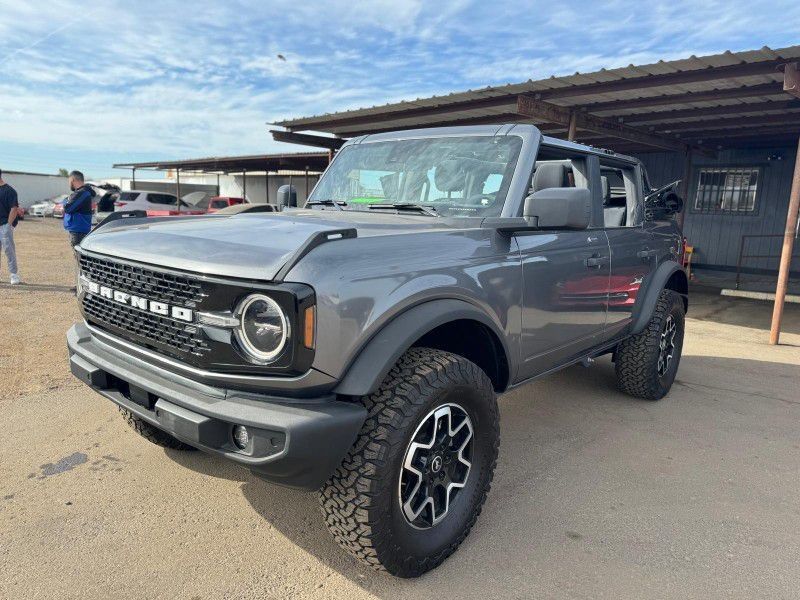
[434, 159, 466, 192]
[601, 176, 611, 204]
[532, 162, 570, 192]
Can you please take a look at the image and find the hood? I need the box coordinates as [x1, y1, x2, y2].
[80, 209, 469, 280]
[181, 191, 211, 207]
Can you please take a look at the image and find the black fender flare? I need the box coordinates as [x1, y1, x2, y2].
[333, 299, 511, 397]
[630, 261, 688, 335]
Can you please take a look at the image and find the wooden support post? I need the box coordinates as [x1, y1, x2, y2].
[567, 111, 578, 141]
[131, 167, 136, 189]
[216, 173, 220, 196]
[769, 136, 800, 345]
[242, 170, 247, 201]
[176, 169, 181, 212]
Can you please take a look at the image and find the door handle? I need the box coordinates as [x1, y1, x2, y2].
[637, 249, 658, 260]
[585, 255, 608, 269]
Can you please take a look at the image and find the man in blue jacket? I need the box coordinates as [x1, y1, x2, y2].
[64, 170, 95, 247]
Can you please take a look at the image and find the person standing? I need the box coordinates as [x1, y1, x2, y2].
[0, 168, 21, 285]
[64, 170, 95, 248]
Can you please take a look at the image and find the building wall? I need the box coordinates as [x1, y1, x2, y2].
[637, 143, 798, 273]
[2, 171, 69, 208]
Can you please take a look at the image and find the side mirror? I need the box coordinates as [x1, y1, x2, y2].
[523, 187, 592, 230]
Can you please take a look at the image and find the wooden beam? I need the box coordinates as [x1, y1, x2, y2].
[683, 124, 800, 140]
[517, 95, 687, 152]
[784, 62, 800, 100]
[581, 83, 784, 114]
[769, 135, 800, 345]
[270, 130, 345, 150]
[537, 58, 787, 100]
[622, 100, 800, 125]
[653, 113, 800, 133]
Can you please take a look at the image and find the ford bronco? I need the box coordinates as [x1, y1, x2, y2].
[67, 124, 687, 577]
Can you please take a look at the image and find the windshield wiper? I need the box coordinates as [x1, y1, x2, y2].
[305, 199, 347, 211]
[368, 203, 439, 216]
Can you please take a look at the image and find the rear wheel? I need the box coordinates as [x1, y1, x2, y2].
[320, 347, 499, 577]
[615, 289, 685, 400]
[118, 407, 196, 451]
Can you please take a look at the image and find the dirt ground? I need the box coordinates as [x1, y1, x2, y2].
[2, 218, 800, 599]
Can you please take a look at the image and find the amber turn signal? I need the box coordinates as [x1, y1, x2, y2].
[303, 305, 316, 349]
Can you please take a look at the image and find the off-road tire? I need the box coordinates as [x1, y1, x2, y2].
[118, 407, 197, 451]
[320, 347, 500, 577]
[615, 289, 685, 400]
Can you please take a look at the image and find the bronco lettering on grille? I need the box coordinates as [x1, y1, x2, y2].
[80, 276, 194, 323]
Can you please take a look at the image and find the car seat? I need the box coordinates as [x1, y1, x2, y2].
[602, 175, 627, 227]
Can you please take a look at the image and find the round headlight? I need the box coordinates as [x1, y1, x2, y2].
[236, 294, 289, 363]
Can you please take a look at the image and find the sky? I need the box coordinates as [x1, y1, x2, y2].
[0, 0, 798, 179]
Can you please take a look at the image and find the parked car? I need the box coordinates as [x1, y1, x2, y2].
[52, 198, 66, 218]
[206, 196, 246, 213]
[113, 190, 191, 213]
[68, 124, 687, 578]
[29, 199, 57, 217]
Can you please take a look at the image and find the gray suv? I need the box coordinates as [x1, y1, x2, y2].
[67, 124, 687, 577]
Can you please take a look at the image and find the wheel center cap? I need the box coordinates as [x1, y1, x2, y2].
[430, 455, 443, 474]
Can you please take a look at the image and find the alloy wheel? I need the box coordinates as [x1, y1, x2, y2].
[399, 403, 474, 529]
[657, 314, 677, 377]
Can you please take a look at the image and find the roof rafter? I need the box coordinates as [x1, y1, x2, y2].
[516, 95, 687, 152]
[536, 58, 787, 100]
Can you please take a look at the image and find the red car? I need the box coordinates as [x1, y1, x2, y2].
[206, 196, 246, 213]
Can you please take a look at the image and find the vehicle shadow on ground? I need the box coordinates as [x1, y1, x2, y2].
[164, 353, 800, 597]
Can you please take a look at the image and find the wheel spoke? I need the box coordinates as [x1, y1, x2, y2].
[399, 403, 474, 529]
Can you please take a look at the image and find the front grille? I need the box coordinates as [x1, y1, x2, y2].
[79, 254, 210, 359]
[79, 254, 205, 308]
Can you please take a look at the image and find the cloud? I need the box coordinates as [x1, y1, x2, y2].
[1, 0, 798, 175]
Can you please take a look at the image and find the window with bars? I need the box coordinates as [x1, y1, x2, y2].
[693, 168, 759, 213]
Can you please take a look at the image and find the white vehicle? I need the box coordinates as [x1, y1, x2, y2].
[114, 190, 194, 213]
[28, 199, 58, 217]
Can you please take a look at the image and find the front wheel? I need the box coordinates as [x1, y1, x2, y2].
[320, 348, 499, 577]
[615, 289, 685, 400]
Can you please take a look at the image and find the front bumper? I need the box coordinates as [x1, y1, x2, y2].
[67, 322, 366, 490]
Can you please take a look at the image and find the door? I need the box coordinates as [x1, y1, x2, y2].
[516, 230, 611, 379]
[601, 163, 656, 338]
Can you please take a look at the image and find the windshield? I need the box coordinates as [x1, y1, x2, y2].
[308, 135, 523, 217]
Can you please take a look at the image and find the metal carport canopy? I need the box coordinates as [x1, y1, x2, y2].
[274, 45, 800, 154]
[113, 151, 330, 174]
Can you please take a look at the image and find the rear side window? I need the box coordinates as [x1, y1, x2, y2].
[119, 192, 140, 202]
[211, 199, 228, 209]
[148, 194, 178, 206]
[599, 162, 642, 228]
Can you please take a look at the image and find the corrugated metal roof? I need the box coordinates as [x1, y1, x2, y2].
[113, 151, 329, 172]
[276, 45, 800, 151]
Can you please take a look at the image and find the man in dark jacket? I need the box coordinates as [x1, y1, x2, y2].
[64, 170, 95, 247]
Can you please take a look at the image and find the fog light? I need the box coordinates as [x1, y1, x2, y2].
[232, 425, 249, 450]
